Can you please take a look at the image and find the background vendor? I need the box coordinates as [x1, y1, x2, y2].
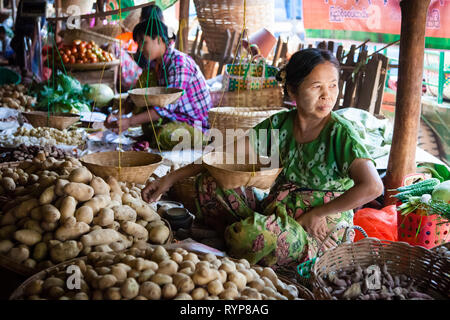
[141, 48, 383, 268]
[105, 18, 212, 150]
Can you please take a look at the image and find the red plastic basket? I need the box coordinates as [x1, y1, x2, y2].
[397, 208, 450, 249]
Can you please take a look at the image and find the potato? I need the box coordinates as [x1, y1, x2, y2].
[192, 287, 209, 300]
[93, 207, 114, 227]
[64, 183, 94, 202]
[15, 199, 39, 219]
[75, 206, 94, 224]
[24, 220, 43, 234]
[30, 207, 42, 221]
[170, 252, 183, 264]
[84, 195, 111, 215]
[54, 179, 70, 197]
[25, 280, 43, 296]
[223, 282, 238, 291]
[14, 229, 42, 246]
[138, 269, 156, 283]
[207, 279, 224, 296]
[121, 221, 148, 240]
[127, 199, 159, 222]
[148, 224, 170, 244]
[184, 253, 200, 264]
[219, 288, 239, 300]
[0, 224, 17, 239]
[81, 229, 122, 247]
[262, 267, 278, 284]
[106, 177, 122, 194]
[54, 222, 90, 241]
[158, 260, 178, 276]
[248, 279, 265, 291]
[49, 240, 82, 263]
[0, 239, 14, 253]
[88, 176, 110, 195]
[104, 287, 122, 300]
[39, 186, 56, 205]
[150, 273, 172, 286]
[40, 221, 58, 232]
[219, 260, 237, 273]
[68, 167, 92, 184]
[139, 281, 161, 300]
[174, 293, 193, 300]
[60, 196, 77, 220]
[98, 274, 118, 290]
[112, 205, 137, 222]
[41, 204, 61, 223]
[1, 177, 15, 192]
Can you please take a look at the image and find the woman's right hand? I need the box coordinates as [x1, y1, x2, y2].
[141, 175, 174, 203]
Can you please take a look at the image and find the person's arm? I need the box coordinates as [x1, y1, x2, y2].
[128, 109, 161, 126]
[297, 158, 383, 249]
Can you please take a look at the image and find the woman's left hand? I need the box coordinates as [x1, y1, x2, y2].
[296, 208, 337, 250]
[105, 114, 132, 134]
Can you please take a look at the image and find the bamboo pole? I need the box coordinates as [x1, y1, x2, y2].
[384, 0, 431, 205]
[177, 0, 190, 53]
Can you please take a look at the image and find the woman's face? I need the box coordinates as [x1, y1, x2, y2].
[289, 62, 339, 119]
[137, 35, 165, 62]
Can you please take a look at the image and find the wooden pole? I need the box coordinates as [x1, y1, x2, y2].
[177, 0, 190, 53]
[384, 0, 430, 205]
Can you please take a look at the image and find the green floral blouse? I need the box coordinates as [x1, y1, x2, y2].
[252, 109, 375, 192]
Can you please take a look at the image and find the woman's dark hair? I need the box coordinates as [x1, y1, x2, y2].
[133, 18, 169, 45]
[276, 48, 340, 96]
[140, 5, 164, 22]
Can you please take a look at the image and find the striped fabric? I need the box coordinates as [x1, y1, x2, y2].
[153, 47, 212, 131]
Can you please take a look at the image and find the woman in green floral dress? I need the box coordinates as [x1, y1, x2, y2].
[141, 48, 384, 268]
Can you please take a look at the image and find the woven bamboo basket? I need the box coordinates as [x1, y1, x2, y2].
[60, 28, 120, 47]
[210, 86, 283, 108]
[10, 245, 311, 300]
[91, 23, 124, 39]
[80, 151, 163, 184]
[208, 106, 286, 137]
[21, 111, 80, 130]
[62, 59, 120, 71]
[311, 237, 450, 300]
[202, 152, 282, 190]
[193, 0, 275, 57]
[128, 87, 184, 108]
[170, 175, 198, 214]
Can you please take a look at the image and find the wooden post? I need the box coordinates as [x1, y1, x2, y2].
[384, 0, 430, 205]
[177, 0, 189, 53]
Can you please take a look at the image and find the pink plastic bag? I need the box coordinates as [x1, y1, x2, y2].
[353, 205, 398, 241]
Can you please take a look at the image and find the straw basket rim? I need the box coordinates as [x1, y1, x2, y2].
[311, 237, 450, 300]
[202, 151, 283, 189]
[80, 151, 163, 184]
[61, 60, 120, 71]
[10, 245, 310, 301]
[21, 111, 80, 130]
[128, 87, 184, 108]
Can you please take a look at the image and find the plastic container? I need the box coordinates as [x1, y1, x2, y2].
[0, 67, 21, 85]
[163, 207, 195, 231]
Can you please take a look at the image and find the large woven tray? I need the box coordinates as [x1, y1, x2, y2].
[80, 151, 163, 184]
[10, 245, 312, 300]
[311, 237, 450, 300]
[128, 87, 184, 108]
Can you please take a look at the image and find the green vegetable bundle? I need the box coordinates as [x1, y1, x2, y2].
[31, 71, 92, 114]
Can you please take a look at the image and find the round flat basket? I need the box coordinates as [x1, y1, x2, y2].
[21, 111, 80, 130]
[128, 87, 183, 108]
[202, 152, 282, 190]
[62, 60, 120, 71]
[80, 151, 163, 184]
[0, 254, 37, 277]
[277, 274, 315, 300]
[312, 237, 450, 300]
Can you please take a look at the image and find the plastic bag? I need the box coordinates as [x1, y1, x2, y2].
[353, 205, 398, 241]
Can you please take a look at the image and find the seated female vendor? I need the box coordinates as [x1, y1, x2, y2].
[105, 18, 212, 148]
[141, 48, 384, 268]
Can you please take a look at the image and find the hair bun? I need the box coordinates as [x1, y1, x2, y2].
[275, 67, 286, 83]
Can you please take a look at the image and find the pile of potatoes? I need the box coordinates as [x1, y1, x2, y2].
[0, 145, 71, 163]
[0, 84, 36, 111]
[319, 264, 435, 300]
[14, 246, 303, 300]
[13, 127, 85, 147]
[0, 155, 171, 272]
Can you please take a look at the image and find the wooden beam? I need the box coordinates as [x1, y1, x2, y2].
[47, 1, 155, 22]
[177, 0, 189, 53]
[384, 0, 431, 205]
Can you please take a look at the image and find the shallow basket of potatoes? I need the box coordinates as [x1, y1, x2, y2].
[9, 246, 311, 300]
[311, 238, 450, 300]
[0, 156, 173, 277]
